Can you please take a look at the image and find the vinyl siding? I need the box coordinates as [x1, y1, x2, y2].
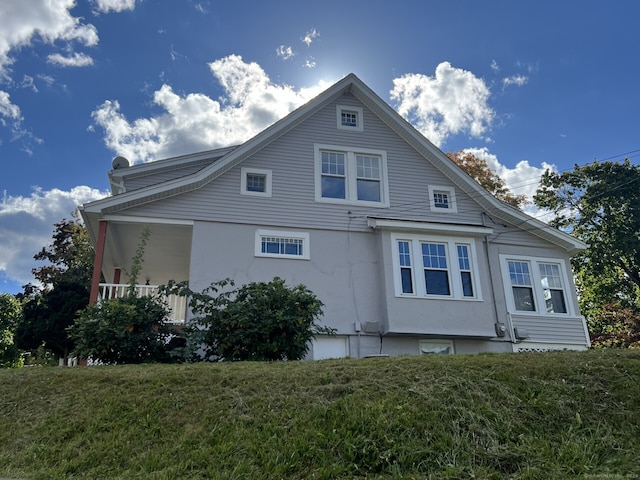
[510, 314, 589, 345]
[121, 93, 487, 232]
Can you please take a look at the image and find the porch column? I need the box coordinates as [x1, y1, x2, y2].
[89, 220, 108, 304]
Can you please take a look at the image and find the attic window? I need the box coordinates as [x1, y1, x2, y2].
[241, 167, 272, 197]
[428, 185, 457, 213]
[337, 105, 363, 132]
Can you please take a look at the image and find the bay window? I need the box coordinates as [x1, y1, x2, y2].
[393, 234, 480, 300]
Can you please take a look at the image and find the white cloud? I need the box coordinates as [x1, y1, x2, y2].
[502, 74, 528, 88]
[0, 91, 21, 122]
[459, 146, 556, 217]
[47, 52, 94, 67]
[304, 58, 316, 69]
[390, 62, 495, 147]
[0, 0, 102, 143]
[302, 28, 319, 47]
[276, 45, 294, 60]
[0, 186, 108, 287]
[0, 0, 98, 74]
[91, 0, 138, 13]
[91, 54, 330, 163]
[490, 60, 500, 72]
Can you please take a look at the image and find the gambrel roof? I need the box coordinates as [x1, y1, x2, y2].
[81, 73, 586, 255]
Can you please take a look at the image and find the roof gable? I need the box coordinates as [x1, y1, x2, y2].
[81, 74, 586, 255]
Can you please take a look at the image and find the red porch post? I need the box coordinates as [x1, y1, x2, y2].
[89, 220, 108, 304]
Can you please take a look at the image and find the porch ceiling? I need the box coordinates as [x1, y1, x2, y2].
[102, 221, 192, 286]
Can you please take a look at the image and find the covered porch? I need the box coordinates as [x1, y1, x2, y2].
[81, 213, 193, 323]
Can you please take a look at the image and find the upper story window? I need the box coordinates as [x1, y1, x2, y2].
[241, 167, 272, 197]
[428, 185, 457, 213]
[500, 255, 571, 315]
[392, 233, 481, 300]
[336, 105, 364, 132]
[255, 229, 310, 260]
[315, 144, 389, 207]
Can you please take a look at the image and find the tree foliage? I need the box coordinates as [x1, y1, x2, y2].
[534, 159, 640, 346]
[15, 218, 95, 360]
[69, 294, 175, 364]
[165, 277, 330, 361]
[69, 226, 181, 364]
[31, 218, 94, 289]
[0, 293, 23, 368]
[446, 150, 527, 209]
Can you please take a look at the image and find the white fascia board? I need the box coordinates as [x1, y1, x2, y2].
[367, 217, 493, 236]
[102, 214, 194, 226]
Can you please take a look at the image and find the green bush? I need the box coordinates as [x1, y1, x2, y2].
[165, 277, 331, 361]
[69, 294, 177, 364]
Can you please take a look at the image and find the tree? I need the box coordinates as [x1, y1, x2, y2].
[446, 150, 528, 209]
[32, 217, 94, 289]
[534, 159, 640, 345]
[0, 293, 23, 368]
[15, 218, 95, 362]
[165, 277, 331, 361]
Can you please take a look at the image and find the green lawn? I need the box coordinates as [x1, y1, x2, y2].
[1, 349, 639, 479]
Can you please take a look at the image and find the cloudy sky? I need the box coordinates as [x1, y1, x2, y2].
[1, 0, 639, 293]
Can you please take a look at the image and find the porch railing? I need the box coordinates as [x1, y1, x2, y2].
[97, 283, 187, 324]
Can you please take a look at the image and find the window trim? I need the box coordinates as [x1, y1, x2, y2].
[499, 255, 573, 316]
[314, 143, 390, 207]
[336, 105, 364, 132]
[428, 185, 457, 213]
[255, 229, 310, 260]
[391, 233, 482, 300]
[241, 167, 272, 197]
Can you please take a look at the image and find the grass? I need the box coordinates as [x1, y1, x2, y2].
[0, 349, 639, 479]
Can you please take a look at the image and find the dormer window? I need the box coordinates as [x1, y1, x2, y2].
[337, 105, 363, 132]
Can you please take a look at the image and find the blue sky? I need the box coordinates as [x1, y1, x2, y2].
[1, 0, 639, 293]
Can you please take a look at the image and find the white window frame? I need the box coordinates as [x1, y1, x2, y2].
[255, 229, 310, 260]
[241, 167, 272, 197]
[314, 143, 390, 207]
[336, 105, 364, 132]
[419, 340, 454, 355]
[499, 255, 574, 316]
[428, 185, 457, 213]
[391, 233, 482, 300]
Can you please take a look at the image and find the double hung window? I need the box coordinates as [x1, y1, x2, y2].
[502, 256, 570, 315]
[315, 144, 389, 206]
[393, 234, 480, 300]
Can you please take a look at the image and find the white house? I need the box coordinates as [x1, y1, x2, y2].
[80, 74, 590, 359]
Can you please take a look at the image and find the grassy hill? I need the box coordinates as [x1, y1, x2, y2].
[1, 349, 639, 479]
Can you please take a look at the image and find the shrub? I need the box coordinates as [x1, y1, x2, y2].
[69, 294, 176, 364]
[164, 277, 331, 361]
